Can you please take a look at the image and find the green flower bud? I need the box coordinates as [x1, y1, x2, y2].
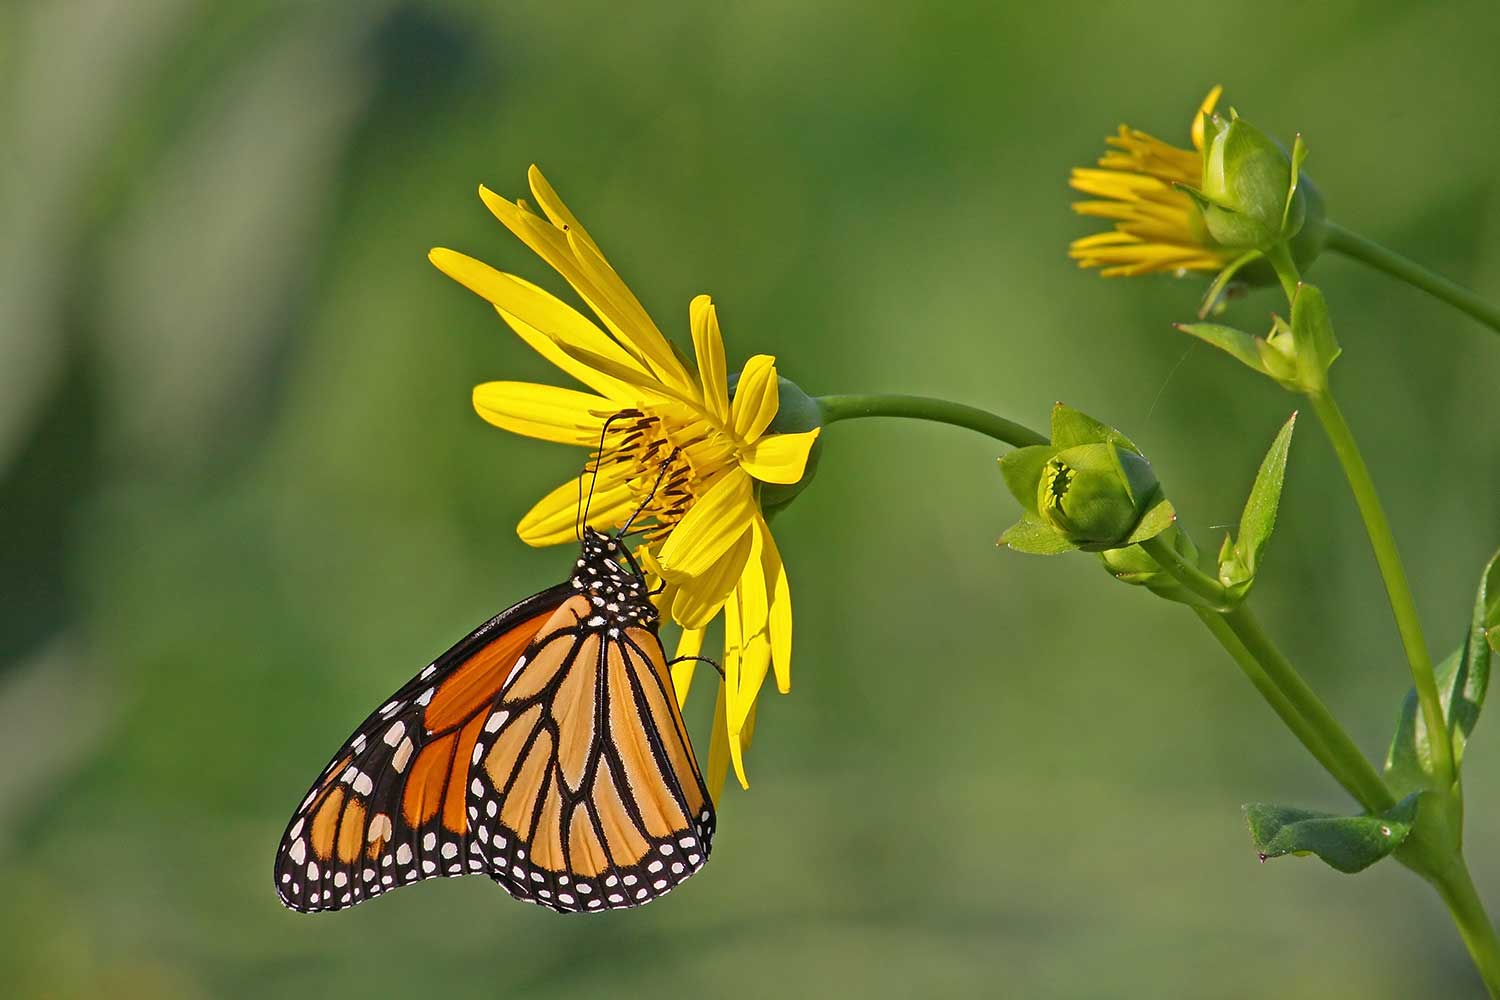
[727, 373, 821, 513]
[1036, 442, 1162, 551]
[1197, 112, 1304, 251]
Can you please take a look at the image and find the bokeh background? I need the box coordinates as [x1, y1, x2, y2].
[5, 1, 1500, 996]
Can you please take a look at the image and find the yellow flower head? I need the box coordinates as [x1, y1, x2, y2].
[1069, 86, 1232, 277]
[429, 167, 820, 800]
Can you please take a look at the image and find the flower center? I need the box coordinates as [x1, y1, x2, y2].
[594, 407, 735, 544]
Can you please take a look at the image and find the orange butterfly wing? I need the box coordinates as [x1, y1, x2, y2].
[274, 530, 715, 915]
[274, 585, 568, 912]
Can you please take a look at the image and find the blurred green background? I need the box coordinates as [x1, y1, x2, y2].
[4, 1, 1499, 996]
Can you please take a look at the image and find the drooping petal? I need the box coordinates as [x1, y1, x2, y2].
[727, 537, 772, 737]
[722, 588, 750, 790]
[515, 470, 637, 546]
[757, 514, 793, 694]
[671, 627, 705, 705]
[656, 469, 756, 581]
[706, 682, 729, 803]
[470, 381, 609, 445]
[688, 295, 730, 423]
[738, 428, 821, 485]
[669, 528, 753, 629]
[729, 354, 779, 442]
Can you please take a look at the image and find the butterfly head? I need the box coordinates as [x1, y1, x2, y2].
[572, 528, 657, 627]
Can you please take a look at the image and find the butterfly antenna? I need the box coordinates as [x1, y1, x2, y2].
[616, 447, 678, 540]
[577, 412, 627, 541]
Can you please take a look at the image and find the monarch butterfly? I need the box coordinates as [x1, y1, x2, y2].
[273, 519, 715, 914]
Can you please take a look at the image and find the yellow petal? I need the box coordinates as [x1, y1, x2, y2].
[757, 514, 793, 694]
[477, 185, 696, 398]
[516, 470, 636, 546]
[689, 295, 730, 422]
[656, 469, 755, 580]
[565, 230, 697, 397]
[737, 428, 821, 485]
[671, 627, 705, 705]
[471, 381, 608, 445]
[729, 354, 779, 442]
[722, 591, 751, 790]
[669, 527, 753, 629]
[1190, 85, 1224, 152]
[526, 164, 602, 257]
[727, 539, 772, 736]
[706, 682, 730, 803]
[428, 247, 647, 398]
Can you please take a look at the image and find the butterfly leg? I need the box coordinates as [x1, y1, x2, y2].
[667, 654, 724, 680]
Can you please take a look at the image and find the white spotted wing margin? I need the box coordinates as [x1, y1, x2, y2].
[463, 618, 716, 914]
[273, 582, 573, 913]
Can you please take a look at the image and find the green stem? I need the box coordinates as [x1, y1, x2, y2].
[1190, 607, 1372, 806]
[1428, 855, 1500, 997]
[1307, 390, 1455, 788]
[816, 394, 1048, 448]
[1141, 536, 1394, 812]
[1326, 221, 1500, 338]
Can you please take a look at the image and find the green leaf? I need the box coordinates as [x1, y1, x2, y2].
[1385, 549, 1499, 796]
[1244, 795, 1419, 874]
[998, 515, 1077, 555]
[1194, 248, 1263, 319]
[1049, 403, 1138, 453]
[997, 446, 1057, 516]
[1175, 321, 1267, 375]
[1236, 412, 1296, 576]
[1123, 498, 1175, 546]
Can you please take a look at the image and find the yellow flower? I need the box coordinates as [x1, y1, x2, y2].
[428, 166, 820, 800]
[1068, 86, 1231, 277]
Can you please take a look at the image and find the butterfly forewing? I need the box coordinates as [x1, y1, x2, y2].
[274, 530, 715, 915]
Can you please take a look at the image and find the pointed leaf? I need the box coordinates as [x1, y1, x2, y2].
[1385, 549, 1498, 796]
[1176, 322, 1268, 375]
[1244, 795, 1419, 874]
[999, 515, 1077, 555]
[998, 446, 1058, 516]
[1050, 404, 1138, 453]
[1236, 412, 1297, 576]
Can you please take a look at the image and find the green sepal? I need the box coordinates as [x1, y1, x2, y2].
[1289, 283, 1341, 390]
[999, 515, 1078, 555]
[1196, 248, 1264, 319]
[1281, 133, 1308, 236]
[1122, 498, 1175, 546]
[1385, 549, 1499, 796]
[1050, 402, 1139, 453]
[998, 445, 1059, 516]
[1244, 795, 1419, 874]
[1099, 525, 1209, 605]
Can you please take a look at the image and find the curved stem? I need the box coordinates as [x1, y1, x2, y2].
[1307, 390, 1454, 788]
[816, 394, 1048, 448]
[1326, 221, 1500, 339]
[1141, 537, 1394, 812]
[1221, 603, 1395, 812]
[1191, 607, 1374, 807]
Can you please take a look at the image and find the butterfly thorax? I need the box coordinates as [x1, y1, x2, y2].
[570, 529, 657, 629]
